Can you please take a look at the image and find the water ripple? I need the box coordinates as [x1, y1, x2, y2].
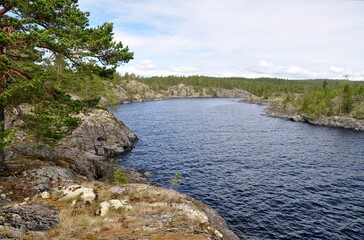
[113, 98, 364, 240]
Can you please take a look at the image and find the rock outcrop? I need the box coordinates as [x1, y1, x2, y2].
[5, 108, 139, 180]
[0, 204, 59, 238]
[0, 175, 241, 239]
[53, 183, 240, 240]
[166, 84, 251, 98]
[266, 108, 364, 131]
[99, 79, 165, 105]
[23, 166, 78, 193]
[104, 80, 252, 106]
[240, 94, 364, 131]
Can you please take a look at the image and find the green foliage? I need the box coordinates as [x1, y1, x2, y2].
[113, 169, 128, 184]
[353, 103, 364, 120]
[0, 126, 18, 149]
[342, 84, 353, 114]
[22, 89, 85, 144]
[169, 172, 182, 189]
[322, 80, 328, 90]
[0, 0, 133, 152]
[282, 93, 292, 110]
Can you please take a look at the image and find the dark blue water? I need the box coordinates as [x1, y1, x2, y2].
[112, 98, 364, 240]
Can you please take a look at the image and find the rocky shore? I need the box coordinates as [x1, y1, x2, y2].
[1, 108, 240, 240]
[104, 78, 364, 131]
[241, 96, 364, 131]
[94, 78, 364, 131]
[100, 80, 252, 106]
[266, 111, 364, 131]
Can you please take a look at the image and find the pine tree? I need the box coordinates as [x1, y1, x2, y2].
[342, 84, 353, 114]
[0, 0, 133, 170]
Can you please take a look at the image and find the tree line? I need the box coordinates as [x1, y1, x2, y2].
[122, 75, 364, 120]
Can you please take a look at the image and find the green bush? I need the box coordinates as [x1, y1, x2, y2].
[113, 169, 128, 184]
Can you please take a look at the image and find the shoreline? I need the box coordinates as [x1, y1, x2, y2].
[265, 110, 364, 131]
[239, 98, 364, 131]
[1, 107, 241, 240]
[117, 94, 364, 131]
[98, 78, 364, 131]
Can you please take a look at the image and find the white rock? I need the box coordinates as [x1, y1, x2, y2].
[41, 192, 50, 199]
[24, 197, 30, 202]
[62, 185, 96, 203]
[214, 229, 223, 239]
[109, 199, 126, 210]
[175, 203, 208, 223]
[66, 185, 82, 190]
[100, 201, 111, 217]
[71, 200, 77, 206]
[12, 214, 21, 219]
[1, 193, 6, 199]
[81, 188, 96, 203]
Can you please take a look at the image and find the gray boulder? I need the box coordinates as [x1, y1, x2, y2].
[0, 204, 59, 233]
[23, 166, 78, 192]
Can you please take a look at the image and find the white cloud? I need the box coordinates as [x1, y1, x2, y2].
[170, 66, 199, 73]
[259, 61, 274, 70]
[138, 60, 155, 70]
[79, 0, 364, 80]
[119, 60, 199, 77]
[256, 61, 319, 78]
[329, 66, 345, 74]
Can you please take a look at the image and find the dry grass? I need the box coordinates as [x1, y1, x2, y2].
[56, 185, 206, 239]
[49, 209, 104, 239]
[125, 184, 184, 204]
[132, 202, 170, 216]
[2, 182, 215, 240]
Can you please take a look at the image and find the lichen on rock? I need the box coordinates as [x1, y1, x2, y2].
[0, 204, 59, 236]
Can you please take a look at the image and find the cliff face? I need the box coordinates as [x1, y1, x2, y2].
[1, 108, 240, 240]
[5, 108, 139, 180]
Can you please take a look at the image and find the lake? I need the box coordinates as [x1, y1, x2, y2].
[112, 98, 364, 239]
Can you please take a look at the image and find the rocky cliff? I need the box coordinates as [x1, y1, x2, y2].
[1, 108, 240, 239]
[5, 108, 140, 180]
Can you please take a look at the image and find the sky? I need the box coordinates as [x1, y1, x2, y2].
[78, 0, 364, 80]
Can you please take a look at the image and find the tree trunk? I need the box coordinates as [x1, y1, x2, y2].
[0, 42, 5, 171]
[0, 103, 5, 171]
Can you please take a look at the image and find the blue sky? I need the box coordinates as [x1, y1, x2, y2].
[78, 0, 364, 80]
